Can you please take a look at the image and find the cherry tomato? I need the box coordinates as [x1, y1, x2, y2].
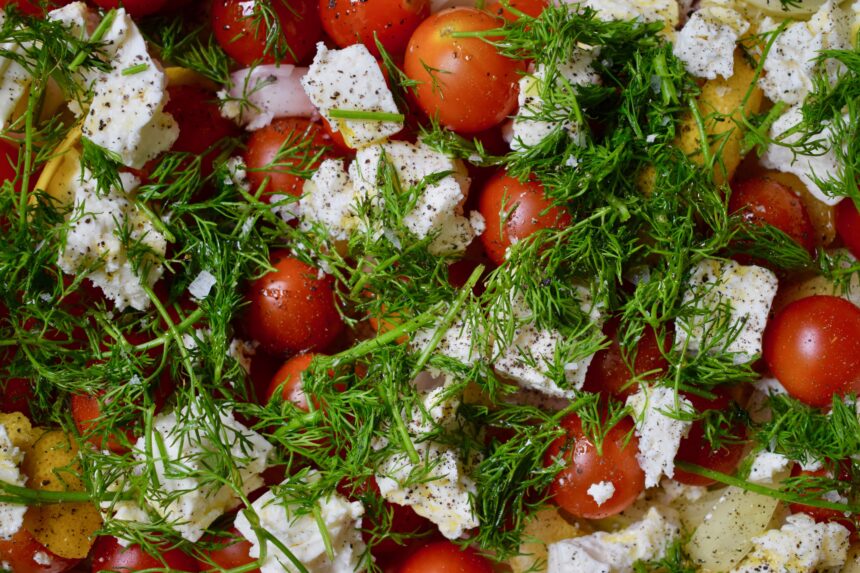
[0, 139, 18, 184]
[0, 0, 70, 15]
[397, 541, 493, 573]
[1, 376, 33, 416]
[196, 528, 259, 573]
[0, 529, 79, 573]
[90, 0, 170, 17]
[320, 116, 351, 154]
[729, 177, 816, 255]
[91, 537, 198, 573]
[672, 389, 746, 486]
[404, 8, 524, 133]
[320, 0, 429, 57]
[245, 118, 330, 200]
[477, 171, 571, 265]
[212, 0, 322, 66]
[245, 252, 344, 355]
[70, 393, 133, 453]
[484, 0, 547, 20]
[266, 352, 320, 409]
[545, 414, 644, 519]
[788, 464, 857, 534]
[835, 198, 860, 260]
[583, 318, 669, 399]
[763, 295, 860, 407]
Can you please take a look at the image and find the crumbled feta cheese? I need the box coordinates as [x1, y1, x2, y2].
[32, 552, 51, 566]
[511, 52, 600, 150]
[410, 316, 483, 367]
[494, 289, 603, 399]
[626, 386, 693, 488]
[188, 270, 216, 301]
[547, 507, 681, 573]
[759, 0, 852, 106]
[0, 13, 32, 130]
[224, 156, 249, 191]
[761, 106, 846, 206]
[0, 423, 26, 540]
[748, 451, 791, 484]
[301, 42, 402, 149]
[675, 259, 778, 363]
[576, 0, 679, 30]
[234, 474, 365, 573]
[228, 338, 257, 374]
[588, 481, 617, 507]
[57, 163, 166, 312]
[129, 405, 273, 542]
[82, 9, 178, 168]
[300, 159, 361, 242]
[659, 479, 707, 504]
[673, 5, 749, 79]
[731, 514, 850, 573]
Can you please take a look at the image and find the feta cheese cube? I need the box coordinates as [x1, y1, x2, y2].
[576, 0, 679, 32]
[130, 405, 273, 542]
[0, 422, 26, 540]
[748, 451, 791, 484]
[731, 514, 850, 573]
[82, 9, 178, 168]
[300, 158, 362, 242]
[673, 5, 749, 79]
[410, 315, 483, 367]
[626, 386, 693, 488]
[587, 481, 617, 507]
[301, 43, 402, 149]
[234, 474, 366, 573]
[675, 259, 778, 363]
[187, 270, 216, 301]
[547, 507, 681, 573]
[0, 13, 32, 130]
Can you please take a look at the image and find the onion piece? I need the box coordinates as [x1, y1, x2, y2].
[225, 65, 315, 130]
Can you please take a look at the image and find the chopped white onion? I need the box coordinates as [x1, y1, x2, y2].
[226, 65, 315, 130]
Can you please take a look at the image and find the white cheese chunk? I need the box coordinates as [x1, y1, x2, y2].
[0, 13, 32, 130]
[675, 259, 778, 363]
[626, 386, 693, 488]
[130, 405, 273, 542]
[673, 5, 749, 79]
[731, 514, 850, 573]
[0, 423, 26, 540]
[410, 315, 483, 367]
[300, 158, 361, 242]
[761, 105, 846, 206]
[547, 507, 681, 573]
[234, 475, 365, 573]
[187, 270, 216, 301]
[82, 9, 178, 168]
[579, 0, 678, 27]
[57, 164, 166, 312]
[748, 451, 791, 484]
[587, 481, 617, 507]
[301, 42, 402, 149]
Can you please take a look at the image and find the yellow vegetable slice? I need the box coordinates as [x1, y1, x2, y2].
[508, 508, 583, 573]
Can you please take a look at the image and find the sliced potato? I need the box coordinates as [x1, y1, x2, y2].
[32, 127, 81, 204]
[741, 0, 825, 17]
[841, 544, 860, 573]
[508, 508, 583, 573]
[0, 411, 35, 449]
[164, 66, 218, 91]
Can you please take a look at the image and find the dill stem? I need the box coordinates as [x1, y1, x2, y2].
[312, 504, 335, 561]
[136, 200, 176, 243]
[740, 100, 787, 156]
[69, 9, 116, 72]
[141, 283, 197, 386]
[688, 95, 713, 170]
[0, 481, 106, 504]
[327, 109, 405, 122]
[17, 83, 37, 231]
[349, 242, 425, 298]
[654, 50, 677, 105]
[381, 382, 421, 465]
[96, 309, 205, 359]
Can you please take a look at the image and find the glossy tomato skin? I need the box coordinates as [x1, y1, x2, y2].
[672, 389, 746, 486]
[763, 295, 860, 407]
[0, 529, 79, 573]
[212, 0, 322, 66]
[404, 8, 524, 133]
[788, 464, 857, 534]
[545, 414, 644, 519]
[0, 139, 18, 184]
[0, 0, 70, 15]
[245, 118, 330, 200]
[196, 528, 259, 573]
[91, 0, 170, 17]
[477, 171, 571, 265]
[484, 0, 547, 20]
[70, 393, 133, 453]
[266, 352, 320, 409]
[91, 537, 198, 573]
[583, 318, 669, 399]
[397, 541, 493, 573]
[245, 252, 344, 356]
[729, 177, 816, 255]
[1, 376, 33, 416]
[835, 198, 860, 260]
[320, 0, 430, 57]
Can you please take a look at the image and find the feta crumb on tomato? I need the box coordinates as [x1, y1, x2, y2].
[673, 3, 748, 80]
[57, 165, 166, 312]
[587, 481, 616, 507]
[626, 386, 693, 488]
[81, 9, 178, 169]
[129, 405, 273, 542]
[730, 513, 850, 573]
[301, 42, 402, 149]
[0, 422, 26, 541]
[748, 451, 791, 484]
[675, 259, 778, 363]
[234, 474, 365, 573]
[547, 507, 681, 573]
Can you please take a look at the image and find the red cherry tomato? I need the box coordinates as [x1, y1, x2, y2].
[729, 177, 816, 255]
[835, 198, 860, 260]
[90, 0, 170, 17]
[583, 318, 669, 399]
[196, 528, 259, 573]
[397, 541, 493, 573]
[484, 0, 548, 20]
[1, 376, 33, 416]
[672, 389, 746, 486]
[0, 0, 70, 15]
[0, 139, 18, 184]
[404, 8, 524, 133]
[91, 537, 198, 573]
[0, 529, 79, 573]
[211, 0, 322, 66]
[477, 171, 571, 265]
[788, 464, 857, 534]
[70, 393, 134, 453]
[763, 295, 860, 407]
[266, 352, 320, 409]
[545, 414, 644, 519]
[320, 0, 429, 58]
[245, 252, 344, 356]
[245, 118, 330, 200]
